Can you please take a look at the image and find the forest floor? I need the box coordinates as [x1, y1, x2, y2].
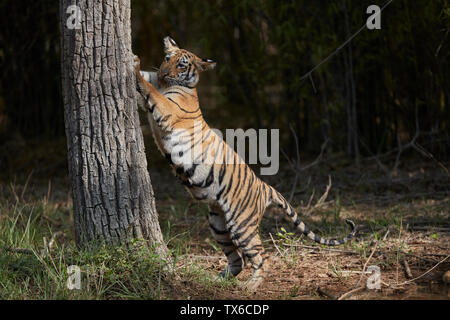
[153, 157, 450, 300]
[0, 141, 449, 300]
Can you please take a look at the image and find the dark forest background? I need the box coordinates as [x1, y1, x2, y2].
[0, 0, 449, 180]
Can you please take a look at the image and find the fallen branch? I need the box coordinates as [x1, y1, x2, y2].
[392, 254, 450, 287]
[302, 175, 333, 216]
[337, 285, 366, 300]
[340, 270, 374, 275]
[422, 253, 450, 258]
[183, 254, 225, 261]
[412, 142, 450, 178]
[281, 243, 358, 255]
[402, 259, 413, 279]
[407, 226, 450, 232]
[354, 245, 378, 289]
[379, 250, 437, 265]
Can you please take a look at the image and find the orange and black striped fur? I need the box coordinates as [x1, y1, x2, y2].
[134, 37, 356, 290]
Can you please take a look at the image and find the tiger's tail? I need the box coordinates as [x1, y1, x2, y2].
[269, 186, 356, 246]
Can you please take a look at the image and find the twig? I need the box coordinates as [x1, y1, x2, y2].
[302, 176, 333, 216]
[281, 243, 358, 255]
[299, 0, 394, 82]
[293, 176, 312, 196]
[40, 231, 65, 257]
[45, 180, 52, 204]
[359, 137, 390, 174]
[357, 99, 450, 181]
[382, 228, 390, 241]
[47, 231, 65, 253]
[422, 253, 450, 258]
[391, 130, 420, 177]
[313, 176, 332, 210]
[354, 245, 378, 289]
[412, 142, 450, 178]
[20, 169, 34, 201]
[394, 251, 437, 265]
[183, 254, 225, 261]
[303, 190, 315, 211]
[407, 226, 450, 232]
[396, 219, 403, 284]
[298, 139, 329, 172]
[393, 254, 450, 287]
[337, 285, 366, 300]
[269, 233, 284, 257]
[353, 228, 389, 289]
[402, 259, 413, 279]
[9, 181, 19, 203]
[280, 127, 329, 205]
[435, 27, 449, 57]
[280, 137, 329, 174]
[340, 270, 373, 275]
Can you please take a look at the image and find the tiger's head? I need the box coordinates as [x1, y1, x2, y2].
[157, 36, 216, 88]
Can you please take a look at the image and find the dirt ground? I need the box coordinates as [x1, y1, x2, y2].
[170, 231, 450, 300]
[148, 155, 450, 300]
[1, 140, 449, 300]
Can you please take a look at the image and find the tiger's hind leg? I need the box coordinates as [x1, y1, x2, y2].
[236, 231, 265, 291]
[208, 204, 246, 278]
[227, 209, 266, 291]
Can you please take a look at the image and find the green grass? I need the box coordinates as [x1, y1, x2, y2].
[0, 198, 164, 299]
[0, 195, 236, 299]
[1, 162, 448, 300]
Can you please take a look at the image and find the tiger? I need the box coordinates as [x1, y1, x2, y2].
[134, 36, 356, 290]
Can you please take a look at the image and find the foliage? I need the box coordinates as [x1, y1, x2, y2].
[0, 196, 170, 299]
[0, 0, 448, 174]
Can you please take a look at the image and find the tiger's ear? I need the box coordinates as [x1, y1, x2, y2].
[163, 36, 179, 54]
[195, 58, 216, 72]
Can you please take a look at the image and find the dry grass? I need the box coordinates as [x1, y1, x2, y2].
[0, 151, 449, 300]
[151, 155, 450, 300]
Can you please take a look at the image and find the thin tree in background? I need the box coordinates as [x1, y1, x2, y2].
[343, 0, 360, 164]
[59, 0, 167, 255]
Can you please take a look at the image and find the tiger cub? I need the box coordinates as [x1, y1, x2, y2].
[134, 36, 356, 290]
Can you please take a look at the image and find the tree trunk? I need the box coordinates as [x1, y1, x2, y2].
[343, 0, 360, 164]
[59, 0, 167, 254]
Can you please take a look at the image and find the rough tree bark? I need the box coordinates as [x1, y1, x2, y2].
[59, 0, 167, 254]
